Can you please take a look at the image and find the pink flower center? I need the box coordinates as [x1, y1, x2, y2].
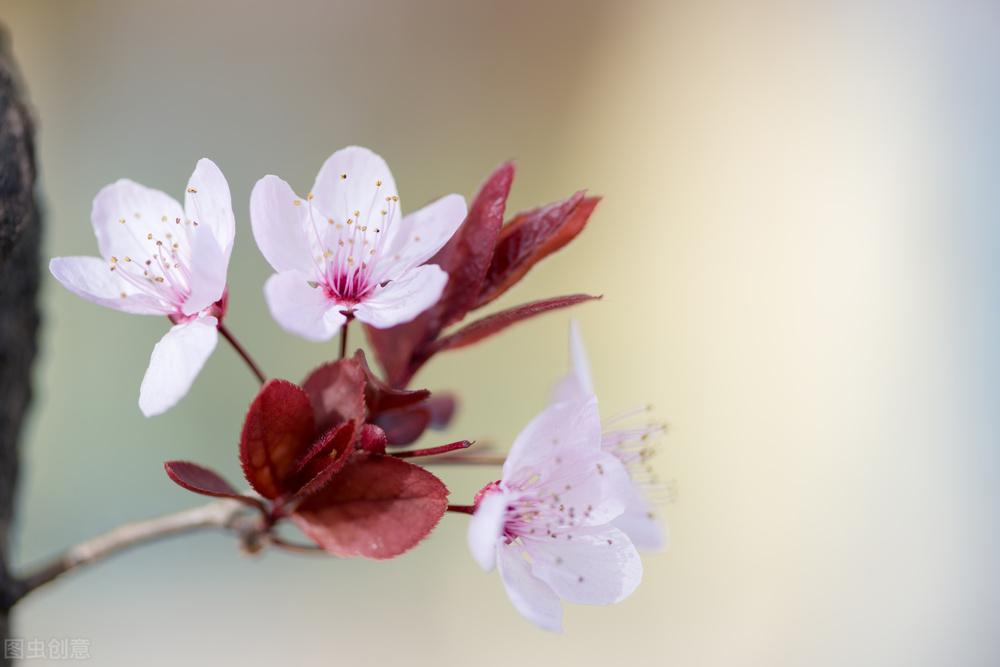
[108, 216, 199, 314]
[299, 179, 402, 309]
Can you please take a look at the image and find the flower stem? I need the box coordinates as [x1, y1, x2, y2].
[446, 505, 476, 515]
[218, 323, 266, 384]
[392, 440, 472, 459]
[339, 319, 350, 360]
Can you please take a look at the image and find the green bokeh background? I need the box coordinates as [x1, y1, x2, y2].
[3, 1, 999, 665]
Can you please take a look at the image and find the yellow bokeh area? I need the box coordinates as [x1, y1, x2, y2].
[3, 1, 998, 665]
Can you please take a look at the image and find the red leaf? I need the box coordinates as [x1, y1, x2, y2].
[477, 194, 599, 307]
[374, 405, 432, 446]
[367, 162, 514, 386]
[425, 393, 457, 429]
[164, 461, 264, 510]
[428, 294, 600, 355]
[301, 357, 368, 433]
[374, 393, 457, 446]
[353, 351, 430, 416]
[292, 421, 357, 501]
[239, 380, 317, 500]
[432, 161, 515, 327]
[292, 454, 449, 559]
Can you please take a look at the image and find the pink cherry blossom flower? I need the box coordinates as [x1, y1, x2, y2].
[467, 397, 642, 632]
[552, 321, 667, 551]
[250, 146, 467, 341]
[49, 159, 235, 417]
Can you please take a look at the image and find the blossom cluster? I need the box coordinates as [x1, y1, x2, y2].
[50, 147, 665, 631]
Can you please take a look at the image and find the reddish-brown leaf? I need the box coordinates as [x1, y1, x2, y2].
[374, 405, 433, 446]
[164, 461, 265, 510]
[301, 357, 368, 433]
[353, 350, 430, 416]
[292, 454, 448, 560]
[291, 421, 357, 501]
[366, 162, 514, 386]
[374, 393, 457, 446]
[424, 393, 457, 429]
[428, 294, 600, 355]
[239, 380, 317, 500]
[477, 194, 599, 307]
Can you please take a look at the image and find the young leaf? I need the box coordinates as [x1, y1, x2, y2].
[366, 162, 514, 386]
[291, 420, 357, 501]
[292, 454, 448, 559]
[428, 294, 600, 355]
[373, 405, 433, 446]
[476, 194, 599, 307]
[239, 380, 317, 500]
[353, 350, 430, 415]
[163, 461, 264, 510]
[301, 357, 368, 433]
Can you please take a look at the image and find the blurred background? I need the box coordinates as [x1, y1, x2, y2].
[3, 0, 999, 664]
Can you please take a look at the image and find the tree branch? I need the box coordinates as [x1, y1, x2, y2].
[11, 500, 267, 604]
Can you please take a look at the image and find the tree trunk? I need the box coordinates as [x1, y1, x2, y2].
[0, 25, 42, 661]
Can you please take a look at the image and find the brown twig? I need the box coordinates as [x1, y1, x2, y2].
[218, 323, 267, 384]
[11, 499, 263, 604]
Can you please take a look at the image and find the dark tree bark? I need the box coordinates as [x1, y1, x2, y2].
[0, 26, 42, 658]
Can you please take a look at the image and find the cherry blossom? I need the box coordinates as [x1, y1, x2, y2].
[49, 158, 235, 416]
[467, 397, 642, 631]
[552, 321, 667, 551]
[250, 146, 466, 341]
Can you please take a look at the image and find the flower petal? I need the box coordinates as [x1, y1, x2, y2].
[380, 193, 466, 280]
[181, 225, 228, 316]
[353, 264, 447, 329]
[263, 270, 345, 342]
[497, 543, 563, 632]
[139, 315, 218, 417]
[468, 490, 509, 572]
[551, 319, 595, 403]
[310, 146, 397, 228]
[250, 175, 317, 274]
[529, 525, 642, 605]
[503, 397, 603, 480]
[184, 158, 236, 259]
[614, 490, 667, 552]
[91, 179, 184, 263]
[49, 256, 170, 315]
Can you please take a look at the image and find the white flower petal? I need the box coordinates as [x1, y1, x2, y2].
[497, 543, 563, 632]
[250, 175, 317, 274]
[139, 316, 218, 417]
[184, 158, 236, 259]
[467, 491, 509, 572]
[503, 397, 603, 481]
[613, 490, 667, 552]
[263, 270, 345, 342]
[310, 146, 398, 226]
[91, 179, 184, 263]
[529, 525, 642, 605]
[181, 226, 228, 316]
[551, 320, 595, 404]
[49, 256, 170, 315]
[380, 193, 466, 280]
[352, 263, 447, 329]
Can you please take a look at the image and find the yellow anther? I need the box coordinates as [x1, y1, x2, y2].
[293, 199, 302, 206]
